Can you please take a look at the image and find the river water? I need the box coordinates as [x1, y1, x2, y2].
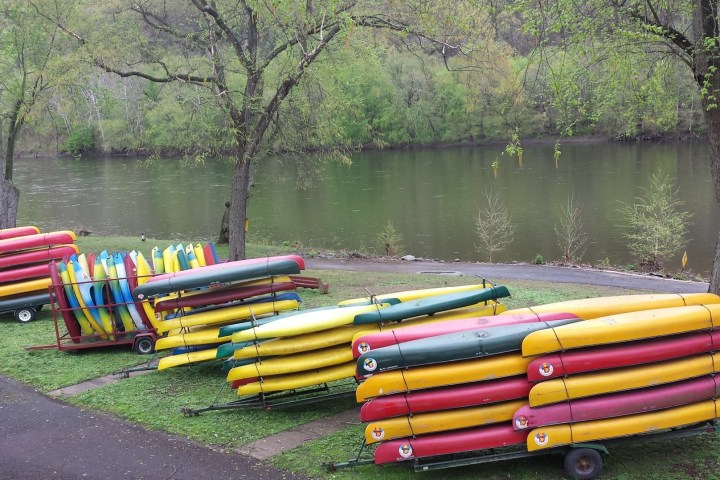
[14, 140, 720, 274]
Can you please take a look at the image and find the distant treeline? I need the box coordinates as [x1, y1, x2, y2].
[21, 32, 703, 157]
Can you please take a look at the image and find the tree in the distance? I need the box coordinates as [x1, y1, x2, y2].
[40, 0, 498, 260]
[514, 0, 720, 292]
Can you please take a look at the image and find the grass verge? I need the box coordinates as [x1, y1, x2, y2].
[1, 235, 682, 479]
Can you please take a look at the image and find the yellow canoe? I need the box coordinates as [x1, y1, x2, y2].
[0, 277, 52, 297]
[231, 304, 386, 342]
[157, 348, 220, 370]
[504, 293, 720, 320]
[529, 353, 719, 407]
[232, 303, 502, 360]
[356, 353, 537, 402]
[236, 362, 356, 396]
[155, 326, 229, 350]
[227, 345, 353, 381]
[135, 251, 162, 330]
[527, 400, 718, 451]
[365, 399, 526, 444]
[157, 299, 299, 333]
[338, 283, 496, 306]
[522, 305, 720, 357]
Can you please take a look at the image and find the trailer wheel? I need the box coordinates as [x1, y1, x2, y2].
[133, 336, 155, 355]
[14, 307, 37, 323]
[564, 448, 603, 480]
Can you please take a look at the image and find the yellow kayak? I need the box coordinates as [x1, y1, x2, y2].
[135, 251, 162, 330]
[339, 283, 497, 306]
[365, 399, 526, 444]
[529, 353, 719, 407]
[504, 293, 720, 320]
[157, 348, 219, 370]
[356, 353, 537, 402]
[236, 362, 356, 396]
[155, 326, 229, 350]
[233, 303, 502, 360]
[231, 304, 387, 342]
[527, 400, 718, 451]
[522, 305, 720, 357]
[227, 345, 353, 381]
[0, 277, 52, 297]
[157, 299, 299, 333]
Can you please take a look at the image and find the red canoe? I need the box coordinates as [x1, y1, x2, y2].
[0, 226, 40, 240]
[144, 255, 305, 285]
[48, 261, 81, 342]
[513, 375, 720, 430]
[0, 231, 76, 254]
[0, 245, 79, 270]
[0, 263, 52, 284]
[374, 424, 527, 464]
[153, 281, 297, 312]
[352, 312, 577, 358]
[527, 330, 720, 383]
[360, 375, 533, 422]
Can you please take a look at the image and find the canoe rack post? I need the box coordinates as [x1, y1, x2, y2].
[325, 440, 375, 471]
[181, 380, 357, 416]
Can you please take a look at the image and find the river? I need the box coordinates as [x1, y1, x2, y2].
[14, 140, 720, 275]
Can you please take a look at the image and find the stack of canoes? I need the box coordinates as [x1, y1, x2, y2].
[220, 284, 511, 398]
[0, 227, 78, 316]
[49, 250, 159, 342]
[516, 301, 720, 452]
[139, 255, 307, 370]
[149, 241, 220, 274]
[353, 293, 720, 465]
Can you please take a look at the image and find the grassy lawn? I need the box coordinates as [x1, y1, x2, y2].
[3, 235, 707, 479]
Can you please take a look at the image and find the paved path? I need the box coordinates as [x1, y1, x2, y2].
[306, 257, 709, 294]
[0, 375, 309, 480]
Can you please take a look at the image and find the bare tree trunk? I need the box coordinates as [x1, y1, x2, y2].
[0, 179, 19, 229]
[218, 201, 230, 244]
[705, 101, 720, 293]
[228, 157, 252, 260]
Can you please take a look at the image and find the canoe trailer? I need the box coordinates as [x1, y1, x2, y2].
[28, 281, 158, 354]
[326, 421, 717, 480]
[181, 377, 358, 415]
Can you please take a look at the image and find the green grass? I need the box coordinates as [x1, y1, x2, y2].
[1, 235, 690, 479]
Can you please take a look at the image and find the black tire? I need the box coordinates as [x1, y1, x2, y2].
[133, 336, 155, 354]
[564, 448, 603, 480]
[14, 307, 37, 323]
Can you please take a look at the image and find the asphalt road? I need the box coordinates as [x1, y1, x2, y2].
[0, 375, 308, 480]
[305, 257, 709, 294]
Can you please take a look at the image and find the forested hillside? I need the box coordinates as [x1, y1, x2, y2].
[11, 13, 702, 157]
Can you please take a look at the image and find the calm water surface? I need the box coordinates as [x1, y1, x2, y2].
[15, 141, 720, 274]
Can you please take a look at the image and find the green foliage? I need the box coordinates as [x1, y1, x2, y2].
[377, 221, 403, 256]
[534, 253, 544, 264]
[474, 189, 516, 262]
[60, 125, 94, 154]
[619, 171, 693, 271]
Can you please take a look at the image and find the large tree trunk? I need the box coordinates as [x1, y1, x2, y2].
[705, 100, 720, 293]
[228, 157, 252, 261]
[0, 179, 19, 229]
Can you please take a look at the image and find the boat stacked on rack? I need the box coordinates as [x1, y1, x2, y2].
[49, 241, 219, 344]
[515, 302, 720, 452]
[219, 284, 510, 399]
[353, 293, 720, 465]
[0, 227, 78, 321]
[142, 255, 306, 370]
